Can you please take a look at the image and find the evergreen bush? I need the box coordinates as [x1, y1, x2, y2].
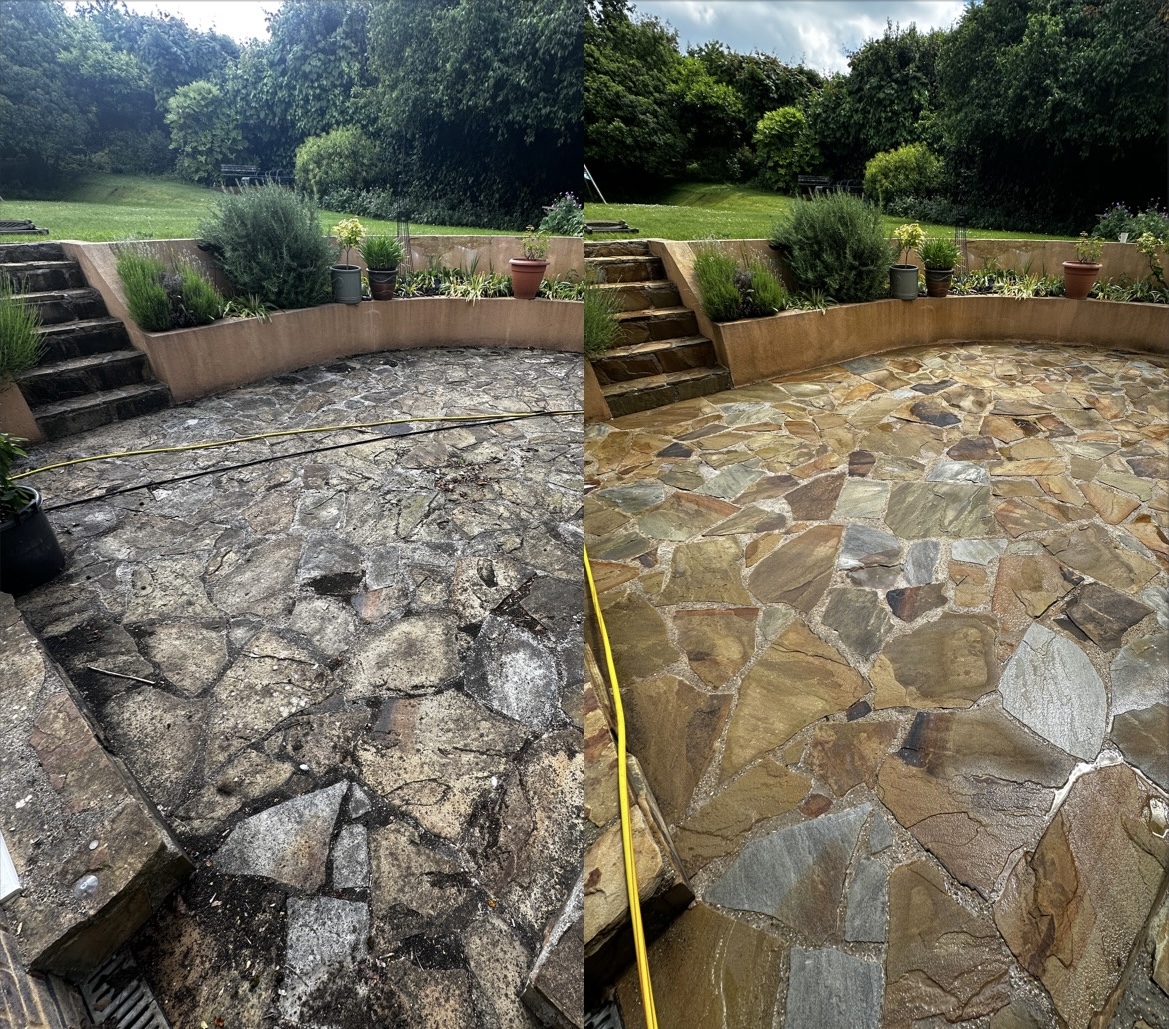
[863, 143, 943, 207]
[770, 192, 889, 303]
[295, 127, 381, 198]
[198, 186, 333, 310]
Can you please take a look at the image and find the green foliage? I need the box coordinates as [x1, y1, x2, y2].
[584, 284, 623, 356]
[520, 227, 550, 261]
[1092, 204, 1169, 242]
[694, 243, 788, 321]
[770, 191, 890, 303]
[358, 235, 404, 270]
[198, 186, 333, 310]
[173, 259, 223, 325]
[0, 432, 33, 520]
[753, 107, 819, 194]
[221, 294, 275, 321]
[539, 194, 585, 236]
[1135, 233, 1166, 286]
[891, 222, 925, 265]
[165, 79, 243, 185]
[863, 143, 942, 207]
[689, 42, 822, 135]
[295, 127, 381, 198]
[0, 276, 45, 383]
[671, 56, 747, 181]
[115, 244, 172, 331]
[1073, 233, 1104, 264]
[917, 236, 959, 270]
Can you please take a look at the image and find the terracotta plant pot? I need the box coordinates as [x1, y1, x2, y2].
[1, 487, 66, 596]
[367, 268, 397, 301]
[889, 264, 919, 300]
[925, 268, 954, 297]
[509, 258, 548, 301]
[1062, 261, 1101, 300]
[331, 264, 363, 305]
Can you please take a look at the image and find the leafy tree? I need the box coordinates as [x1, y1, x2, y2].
[670, 57, 747, 180]
[166, 79, 243, 184]
[690, 43, 822, 132]
[295, 126, 381, 197]
[754, 107, 819, 193]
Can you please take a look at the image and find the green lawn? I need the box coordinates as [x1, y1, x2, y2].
[0, 173, 505, 241]
[586, 183, 1067, 242]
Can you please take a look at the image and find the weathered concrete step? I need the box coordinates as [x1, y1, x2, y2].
[0, 241, 65, 264]
[15, 288, 107, 326]
[596, 280, 681, 312]
[18, 350, 150, 406]
[36, 318, 131, 362]
[592, 336, 719, 385]
[0, 595, 192, 978]
[602, 366, 734, 417]
[585, 239, 651, 259]
[587, 255, 665, 284]
[31, 381, 172, 440]
[615, 306, 699, 345]
[2, 261, 85, 293]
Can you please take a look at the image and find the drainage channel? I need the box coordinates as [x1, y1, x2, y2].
[81, 951, 170, 1029]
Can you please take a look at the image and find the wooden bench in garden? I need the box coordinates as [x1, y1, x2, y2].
[0, 219, 49, 235]
[221, 164, 259, 188]
[796, 175, 830, 197]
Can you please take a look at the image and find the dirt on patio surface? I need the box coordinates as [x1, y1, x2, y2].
[14, 347, 584, 1028]
[584, 341, 1169, 1029]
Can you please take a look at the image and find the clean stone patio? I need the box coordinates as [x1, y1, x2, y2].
[10, 346, 583, 1028]
[584, 341, 1168, 1029]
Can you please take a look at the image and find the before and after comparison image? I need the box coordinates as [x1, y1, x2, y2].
[0, 0, 1166, 1027]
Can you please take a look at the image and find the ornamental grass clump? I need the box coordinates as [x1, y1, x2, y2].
[584, 283, 623, 356]
[198, 185, 332, 310]
[116, 244, 223, 331]
[770, 192, 889, 303]
[0, 276, 45, 384]
[694, 242, 789, 321]
[916, 236, 960, 270]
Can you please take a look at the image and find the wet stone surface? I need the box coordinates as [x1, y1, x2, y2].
[586, 341, 1169, 1028]
[15, 347, 582, 1029]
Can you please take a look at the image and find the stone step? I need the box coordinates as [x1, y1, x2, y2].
[36, 317, 131, 362]
[602, 366, 734, 418]
[592, 336, 719, 385]
[0, 928, 88, 1029]
[596, 280, 681, 312]
[31, 381, 172, 440]
[2, 261, 86, 293]
[14, 288, 107, 326]
[615, 306, 699, 345]
[588, 255, 665, 284]
[585, 239, 651, 259]
[0, 241, 65, 264]
[18, 350, 151, 406]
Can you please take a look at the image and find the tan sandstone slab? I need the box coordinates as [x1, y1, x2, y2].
[747, 524, 843, 611]
[673, 607, 758, 688]
[658, 537, 754, 605]
[871, 614, 999, 710]
[1044, 523, 1159, 594]
[597, 592, 678, 682]
[805, 720, 902, 796]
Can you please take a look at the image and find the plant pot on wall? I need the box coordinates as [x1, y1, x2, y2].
[509, 258, 548, 301]
[889, 264, 919, 300]
[367, 269, 397, 301]
[1, 487, 65, 596]
[1062, 261, 1101, 300]
[331, 264, 363, 304]
[925, 268, 954, 297]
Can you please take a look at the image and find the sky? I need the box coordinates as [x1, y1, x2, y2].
[65, 1, 276, 42]
[634, 1, 969, 75]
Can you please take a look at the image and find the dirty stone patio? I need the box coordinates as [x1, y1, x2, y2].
[584, 341, 1169, 1029]
[11, 347, 584, 1028]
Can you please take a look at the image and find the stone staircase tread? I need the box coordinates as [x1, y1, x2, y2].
[20, 349, 145, 379]
[15, 287, 101, 302]
[615, 306, 694, 322]
[595, 280, 672, 290]
[601, 336, 713, 359]
[31, 381, 170, 419]
[37, 315, 126, 336]
[601, 366, 729, 396]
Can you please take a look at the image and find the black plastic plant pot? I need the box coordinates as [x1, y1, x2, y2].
[0, 487, 66, 596]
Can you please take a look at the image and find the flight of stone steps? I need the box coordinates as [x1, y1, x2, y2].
[1, 241, 171, 440]
[586, 239, 731, 417]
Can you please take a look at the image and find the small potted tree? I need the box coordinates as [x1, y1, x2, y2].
[917, 236, 961, 297]
[331, 218, 365, 304]
[1, 433, 65, 595]
[890, 222, 924, 300]
[358, 235, 406, 301]
[509, 226, 549, 300]
[1063, 233, 1103, 299]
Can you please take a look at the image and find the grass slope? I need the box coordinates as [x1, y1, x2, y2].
[586, 182, 1063, 242]
[0, 173, 504, 241]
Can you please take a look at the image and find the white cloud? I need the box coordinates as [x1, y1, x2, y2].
[64, 0, 276, 43]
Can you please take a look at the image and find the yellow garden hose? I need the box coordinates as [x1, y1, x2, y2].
[583, 545, 659, 1029]
[11, 410, 581, 479]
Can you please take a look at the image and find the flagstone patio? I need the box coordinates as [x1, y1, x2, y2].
[9, 346, 584, 1028]
[584, 341, 1169, 1029]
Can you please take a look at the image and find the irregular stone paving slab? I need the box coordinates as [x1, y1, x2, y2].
[705, 804, 870, 941]
[1111, 632, 1169, 713]
[1000, 622, 1107, 760]
[615, 902, 785, 1029]
[786, 472, 846, 520]
[1061, 581, 1154, 651]
[659, 537, 754, 605]
[994, 763, 1169, 1029]
[871, 614, 998, 709]
[636, 491, 739, 541]
[952, 538, 1008, 565]
[280, 897, 369, 1023]
[838, 524, 901, 571]
[885, 583, 948, 622]
[927, 460, 990, 484]
[704, 504, 787, 536]
[673, 607, 758, 687]
[332, 823, 369, 891]
[749, 524, 843, 611]
[784, 945, 883, 1029]
[884, 860, 1012, 1027]
[720, 621, 866, 781]
[902, 539, 939, 585]
[213, 782, 347, 890]
[805, 720, 902, 797]
[463, 612, 562, 729]
[598, 591, 677, 682]
[822, 587, 893, 660]
[673, 759, 811, 874]
[845, 857, 889, 943]
[1044, 523, 1160, 593]
[1111, 704, 1169, 790]
[992, 548, 1080, 644]
[885, 482, 995, 538]
[878, 706, 1077, 896]
[348, 611, 461, 697]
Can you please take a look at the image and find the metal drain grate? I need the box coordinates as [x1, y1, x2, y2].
[80, 951, 170, 1029]
[585, 999, 624, 1029]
